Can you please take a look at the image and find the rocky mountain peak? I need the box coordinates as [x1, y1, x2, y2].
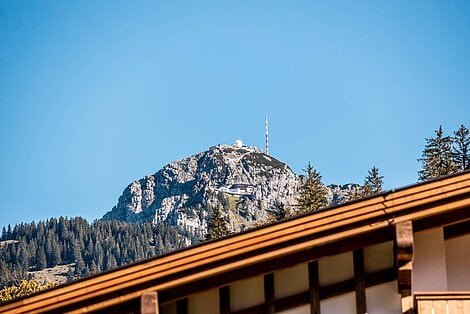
[102, 143, 359, 241]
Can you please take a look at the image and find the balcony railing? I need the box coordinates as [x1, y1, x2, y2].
[415, 292, 470, 314]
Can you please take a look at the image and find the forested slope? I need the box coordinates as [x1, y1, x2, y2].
[0, 217, 195, 287]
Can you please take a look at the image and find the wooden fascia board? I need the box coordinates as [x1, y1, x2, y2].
[2, 173, 470, 314]
[415, 292, 470, 300]
[0, 201, 393, 312]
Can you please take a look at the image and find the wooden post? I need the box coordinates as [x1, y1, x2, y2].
[176, 298, 188, 314]
[308, 260, 321, 314]
[353, 249, 367, 314]
[140, 292, 159, 314]
[395, 221, 414, 314]
[219, 286, 231, 314]
[264, 273, 275, 314]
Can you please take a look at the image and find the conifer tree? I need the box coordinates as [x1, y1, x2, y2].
[273, 201, 288, 220]
[297, 162, 328, 213]
[363, 166, 384, 196]
[17, 239, 29, 273]
[205, 206, 229, 241]
[347, 167, 384, 201]
[156, 235, 164, 255]
[105, 250, 117, 270]
[89, 261, 98, 275]
[0, 262, 11, 286]
[1, 227, 6, 241]
[418, 126, 458, 181]
[36, 247, 47, 271]
[348, 188, 364, 202]
[453, 124, 470, 171]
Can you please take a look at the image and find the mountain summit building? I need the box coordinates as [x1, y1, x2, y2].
[1, 171, 470, 314]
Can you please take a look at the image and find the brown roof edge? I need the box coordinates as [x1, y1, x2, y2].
[1, 171, 470, 313]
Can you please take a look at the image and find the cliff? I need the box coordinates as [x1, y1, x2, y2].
[102, 144, 359, 240]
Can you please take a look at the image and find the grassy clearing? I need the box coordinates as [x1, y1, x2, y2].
[29, 264, 72, 285]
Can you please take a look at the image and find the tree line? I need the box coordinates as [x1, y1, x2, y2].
[0, 217, 197, 288]
[418, 124, 469, 181]
[297, 163, 384, 215]
[296, 124, 469, 214]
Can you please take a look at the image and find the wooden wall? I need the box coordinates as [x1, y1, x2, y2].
[160, 240, 399, 314]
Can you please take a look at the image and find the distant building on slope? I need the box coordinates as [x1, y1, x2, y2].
[217, 183, 254, 196]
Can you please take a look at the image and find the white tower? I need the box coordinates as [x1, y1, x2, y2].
[265, 116, 269, 155]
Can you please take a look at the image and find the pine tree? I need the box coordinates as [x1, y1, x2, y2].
[273, 201, 288, 220]
[205, 206, 229, 241]
[363, 166, 384, 196]
[71, 240, 85, 276]
[297, 162, 328, 213]
[418, 126, 458, 181]
[156, 235, 164, 255]
[105, 250, 117, 270]
[347, 188, 364, 202]
[89, 261, 98, 275]
[453, 124, 470, 171]
[17, 239, 29, 273]
[0, 261, 11, 286]
[36, 247, 47, 271]
[6, 225, 12, 240]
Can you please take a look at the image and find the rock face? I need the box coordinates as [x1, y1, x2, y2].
[102, 144, 359, 240]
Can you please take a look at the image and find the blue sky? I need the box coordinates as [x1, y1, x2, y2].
[0, 1, 469, 228]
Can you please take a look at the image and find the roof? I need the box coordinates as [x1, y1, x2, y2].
[1, 171, 470, 313]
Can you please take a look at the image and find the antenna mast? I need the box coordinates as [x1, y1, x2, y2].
[265, 116, 269, 155]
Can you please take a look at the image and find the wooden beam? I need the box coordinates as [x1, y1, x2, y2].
[395, 221, 413, 295]
[176, 298, 187, 314]
[92, 298, 140, 314]
[308, 261, 320, 314]
[264, 273, 275, 314]
[140, 292, 158, 314]
[395, 221, 414, 314]
[160, 227, 394, 303]
[413, 195, 470, 232]
[353, 249, 366, 314]
[232, 304, 264, 314]
[398, 263, 413, 314]
[444, 218, 470, 240]
[274, 292, 309, 313]
[233, 267, 396, 314]
[219, 286, 231, 314]
[396, 221, 413, 268]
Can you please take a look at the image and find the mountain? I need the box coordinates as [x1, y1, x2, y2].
[102, 143, 360, 240]
[102, 144, 299, 238]
[0, 144, 361, 288]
